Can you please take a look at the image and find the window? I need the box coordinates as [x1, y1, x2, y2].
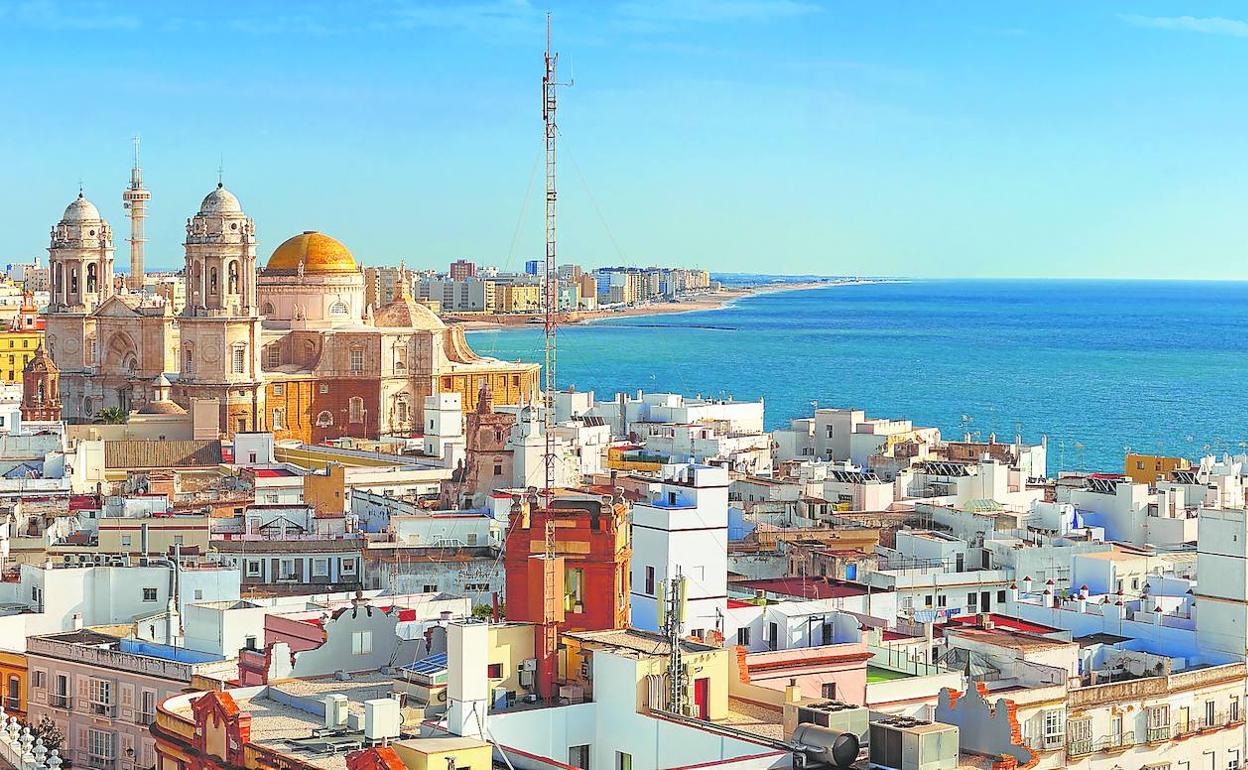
[341, 559, 356, 575]
[320, 383, 329, 394]
[1067, 718, 1092, 755]
[140, 690, 156, 725]
[487, 663, 503, 679]
[395, 398, 409, 423]
[87, 728, 114, 768]
[616, 752, 632, 770]
[349, 348, 363, 373]
[423, 584, 438, 593]
[246, 560, 261, 577]
[232, 345, 246, 374]
[1206, 700, 1217, 728]
[1230, 750, 1241, 770]
[736, 627, 751, 646]
[1147, 704, 1171, 741]
[89, 678, 113, 713]
[193, 589, 203, 600]
[272, 408, 286, 431]
[183, 344, 194, 375]
[997, 589, 1007, 603]
[266, 346, 282, 369]
[330, 301, 349, 316]
[173, 535, 184, 546]
[32, 670, 45, 690]
[968, 592, 977, 608]
[645, 566, 655, 595]
[821, 682, 837, 699]
[279, 559, 296, 579]
[1232, 696, 1241, 724]
[1042, 710, 1065, 749]
[351, 631, 373, 655]
[120, 534, 132, 547]
[6, 675, 18, 710]
[272, 384, 283, 397]
[937, 595, 947, 607]
[312, 559, 329, 577]
[349, 397, 364, 424]
[316, 411, 334, 427]
[142, 587, 158, 602]
[569, 745, 590, 770]
[493, 462, 503, 476]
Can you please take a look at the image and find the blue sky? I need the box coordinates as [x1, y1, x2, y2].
[3, 1, 1248, 278]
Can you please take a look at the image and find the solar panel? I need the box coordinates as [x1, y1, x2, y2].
[402, 653, 448, 675]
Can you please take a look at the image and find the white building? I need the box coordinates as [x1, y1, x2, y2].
[629, 463, 729, 638]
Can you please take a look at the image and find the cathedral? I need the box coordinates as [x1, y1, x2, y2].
[43, 185, 539, 438]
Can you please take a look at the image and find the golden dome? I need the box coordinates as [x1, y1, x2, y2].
[266, 231, 358, 274]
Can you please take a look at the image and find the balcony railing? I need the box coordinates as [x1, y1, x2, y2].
[3, 697, 18, 711]
[1146, 726, 1172, 743]
[1067, 739, 1093, 756]
[138, 711, 156, 726]
[90, 701, 116, 717]
[1097, 731, 1134, 752]
[50, 693, 72, 709]
[86, 756, 116, 770]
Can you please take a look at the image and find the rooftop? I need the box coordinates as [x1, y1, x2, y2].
[734, 576, 871, 600]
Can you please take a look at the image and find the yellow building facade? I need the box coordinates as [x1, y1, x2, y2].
[0, 328, 43, 384]
[0, 650, 28, 719]
[1125, 452, 1191, 484]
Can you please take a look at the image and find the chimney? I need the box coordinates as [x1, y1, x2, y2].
[784, 678, 801, 704]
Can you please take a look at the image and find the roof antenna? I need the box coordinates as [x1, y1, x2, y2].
[217, 154, 224, 188]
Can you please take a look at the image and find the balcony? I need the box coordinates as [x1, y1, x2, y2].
[50, 693, 72, 709]
[90, 701, 116, 717]
[1067, 739, 1093, 757]
[3, 697, 18, 711]
[86, 757, 115, 770]
[1097, 731, 1135, 752]
[1146, 726, 1172, 743]
[138, 711, 156, 726]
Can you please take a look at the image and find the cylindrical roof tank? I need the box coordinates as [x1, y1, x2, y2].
[791, 724, 860, 769]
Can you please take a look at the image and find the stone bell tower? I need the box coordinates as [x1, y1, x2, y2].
[21, 346, 62, 423]
[173, 183, 264, 436]
[44, 192, 114, 419]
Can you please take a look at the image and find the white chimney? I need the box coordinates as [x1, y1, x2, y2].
[446, 621, 489, 739]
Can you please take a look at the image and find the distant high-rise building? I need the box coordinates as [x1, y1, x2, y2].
[449, 258, 476, 281]
[524, 259, 541, 276]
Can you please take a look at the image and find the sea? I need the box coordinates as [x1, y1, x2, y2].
[467, 279, 1248, 472]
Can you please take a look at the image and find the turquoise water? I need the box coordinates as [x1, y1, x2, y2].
[468, 280, 1248, 471]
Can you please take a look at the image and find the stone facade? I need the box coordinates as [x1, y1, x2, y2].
[42, 186, 539, 438]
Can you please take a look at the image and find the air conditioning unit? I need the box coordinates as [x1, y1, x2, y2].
[797, 700, 870, 744]
[363, 698, 402, 742]
[869, 717, 959, 770]
[323, 694, 348, 729]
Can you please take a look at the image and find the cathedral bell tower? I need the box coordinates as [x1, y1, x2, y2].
[21, 346, 62, 423]
[173, 183, 264, 436]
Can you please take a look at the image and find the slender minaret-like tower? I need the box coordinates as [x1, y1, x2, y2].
[122, 134, 150, 291]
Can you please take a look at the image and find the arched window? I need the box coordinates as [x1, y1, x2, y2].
[70, 269, 78, 294]
[86, 263, 97, 294]
[228, 261, 239, 294]
[349, 397, 364, 424]
[393, 341, 407, 371]
[262, 302, 275, 316]
[183, 343, 194, 375]
[272, 408, 286, 431]
[209, 267, 218, 295]
[316, 411, 334, 428]
[123, 355, 137, 374]
[54, 264, 62, 294]
[329, 301, 349, 316]
[396, 398, 409, 424]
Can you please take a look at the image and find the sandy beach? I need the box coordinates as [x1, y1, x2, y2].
[449, 279, 855, 331]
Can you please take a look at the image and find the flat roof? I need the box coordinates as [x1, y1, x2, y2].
[735, 577, 870, 600]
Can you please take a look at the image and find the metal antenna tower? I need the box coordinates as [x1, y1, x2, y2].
[537, 12, 570, 701]
[122, 134, 150, 291]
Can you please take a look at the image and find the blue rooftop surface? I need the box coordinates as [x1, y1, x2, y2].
[402, 653, 448, 676]
[118, 638, 224, 664]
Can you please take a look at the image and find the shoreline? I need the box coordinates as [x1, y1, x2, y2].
[452, 279, 875, 331]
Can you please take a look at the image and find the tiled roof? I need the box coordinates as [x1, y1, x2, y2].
[105, 440, 222, 470]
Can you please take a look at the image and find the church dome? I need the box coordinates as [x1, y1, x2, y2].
[266, 231, 358, 274]
[62, 193, 101, 223]
[199, 183, 242, 215]
[139, 399, 187, 416]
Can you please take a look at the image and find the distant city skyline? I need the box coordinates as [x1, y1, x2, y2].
[4, 1, 1248, 278]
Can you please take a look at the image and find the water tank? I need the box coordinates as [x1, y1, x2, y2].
[792, 723, 859, 769]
